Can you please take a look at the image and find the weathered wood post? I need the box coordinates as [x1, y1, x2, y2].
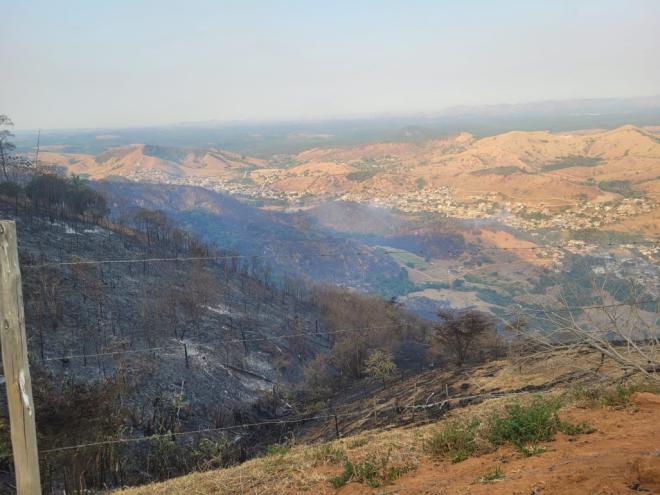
[0, 220, 42, 494]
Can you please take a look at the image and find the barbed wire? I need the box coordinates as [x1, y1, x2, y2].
[19, 239, 660, 270]
[510, 298, 657, 314]
[0, 388, 534, 459]
[36, 299, 656, 364]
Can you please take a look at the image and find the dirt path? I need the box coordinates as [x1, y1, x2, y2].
[338, 393, 660, 495]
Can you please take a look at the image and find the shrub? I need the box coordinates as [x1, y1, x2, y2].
[265, 444, 290, 457]
[558, 421, 596, 436]
[353, 449, 416, 488]
[425, 419, 480, 463]
[328, 449, 416, 488]
[571, 384, 660, 409]
[313, 443, 347, 465]
[353, 457, 381, 487]
[365, 349, 398, 386]
[329, 461, 354, 488]
[478, 465, 504, 483]
[488, 397, 562, 449]
[519, 444, 546, 457]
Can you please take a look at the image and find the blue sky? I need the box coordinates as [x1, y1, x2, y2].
[3, 0, 659, 129]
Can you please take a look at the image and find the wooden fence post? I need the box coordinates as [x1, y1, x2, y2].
[0, 220, 42, 494]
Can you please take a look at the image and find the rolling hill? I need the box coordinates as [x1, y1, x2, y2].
[40, 126, 660, 215]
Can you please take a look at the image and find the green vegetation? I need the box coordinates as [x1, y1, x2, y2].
[346, 170, 379, 182]
[476, 288, 513, 307]
[471, 166, 526, 176]
[489, 397, 563, 448]
[419, 281, 451, 290]
[571, 384, 660, 409]
[385, 248, 430, 270]
[570, 229, 645, 245]
[415, 177, 427, 189]
[368, 269, 416, 299]
[265, 444, 290, 457]
[329, 461, 354, 488]
[477, 465, 504, 483]
[542, 155, 602, 171]
[598, 179, 642, 198]
[489, 397, 594, 451]
[519, 445, 547, 457]
[427, 396, 594, 463]
[143, 144, 189, 162]
[313, 443, 347, 464]
[365, 350, 398, 386]
[518, 208, 551, 221]
[328, 450, 415, 489]
[425, 419, 480, 463]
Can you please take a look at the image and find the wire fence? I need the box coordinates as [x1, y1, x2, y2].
[20, 239, 660, 270]
[33, 298, 655, 365]
[0, 386, 537, 460]
[2, 213, 658, 493]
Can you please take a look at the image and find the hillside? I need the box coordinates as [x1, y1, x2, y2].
[0, 182, 426, 493]
[94, 182, 411, 294]
[40, 144, 264, 182]
[258, 125, 660, 206]
[115, 347, 660, 495]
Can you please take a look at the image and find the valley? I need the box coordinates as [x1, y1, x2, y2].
[34, 125, 659, 324]
[4, 3, 660, 493]
[1, 119, 658, 494]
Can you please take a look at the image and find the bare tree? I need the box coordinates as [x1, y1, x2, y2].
[509, 279, 659, 381]
[435, 309, 493, 367]
[0, 114, 16, 181]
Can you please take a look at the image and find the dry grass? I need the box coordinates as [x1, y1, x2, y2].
[115, 348, 655, 495]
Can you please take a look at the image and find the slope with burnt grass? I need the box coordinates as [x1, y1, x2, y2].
[0, 183, 424, 493]
[115, 347, 660, 495]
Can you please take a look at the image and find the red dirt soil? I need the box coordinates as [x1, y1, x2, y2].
[337, 393, 660, 495]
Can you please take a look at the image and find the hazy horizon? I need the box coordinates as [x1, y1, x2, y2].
[4, 0, 660, 130]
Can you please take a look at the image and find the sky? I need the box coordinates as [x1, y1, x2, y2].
[3, 0, 660, 130]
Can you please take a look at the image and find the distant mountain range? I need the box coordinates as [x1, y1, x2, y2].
[15, 95, 660, 156]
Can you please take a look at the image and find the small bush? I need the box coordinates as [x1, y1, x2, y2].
[571, 384, 660, 409]
[558, 421, 596, 436]
[347, 437, 369, 449]
[329, 461, 354, 488]
[478, 465, 504, 483]
[488, 397, 562, 449]
[313, 443, 347, 465]
[353, 457, 381, 487]
[353, 449, 416, 488]
[520, 444, 546, 457]
[328, 449, 417, 488]
[426, 419, 480, 463]
[265, 444, 290, 457]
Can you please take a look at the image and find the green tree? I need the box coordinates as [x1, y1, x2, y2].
[364, 349, 398, 386]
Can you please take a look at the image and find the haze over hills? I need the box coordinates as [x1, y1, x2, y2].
[14, 95, 660, 156]
[41, 125, 660, 236]
[4, 0, 660, 492]
[28, 123, 658, 326]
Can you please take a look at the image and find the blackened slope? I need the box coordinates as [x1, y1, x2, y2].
[96, 181, 407, 293]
